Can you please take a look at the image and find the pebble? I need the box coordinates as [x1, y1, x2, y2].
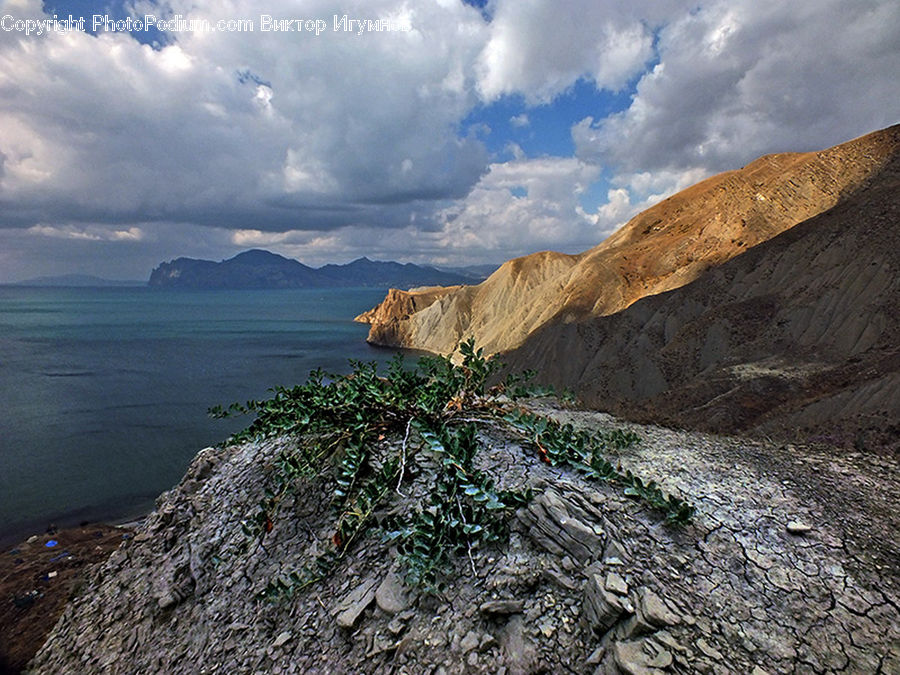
[786, 521, 812, 535]
[459, 631, 480, 653]
[697, 637, 724, 661]
[479, 599, 525, 615]
[271, 632, 291, 648]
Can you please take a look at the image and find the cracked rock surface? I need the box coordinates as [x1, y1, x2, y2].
[29, 400, 900, 674]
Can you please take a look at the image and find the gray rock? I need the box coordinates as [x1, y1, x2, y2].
[584, 572, 631, 634]
[605, 572, 629, 596]
[479, 599, 525, 615]
[586, 646, 606, 665]
[387, 616, 407, 635]
[614, 638, 673, 675]
[786, 521, 812, 535]
[520, 488, 605, 563]
[653, 629, 687, 653]
[375, 568, 410, 614]
[604, 539, 628, 563]
[498, 615, 539, 673]
[696, 637, 724, 661]
[639, 589, 681, 627]
[542, 568, 579, 590]
[271, 632, 291, 648]
[333, 578, 378, 629]
[616, 588, 678, 639]
[459, 630, 480, 652]
[25, 399, 900, 675]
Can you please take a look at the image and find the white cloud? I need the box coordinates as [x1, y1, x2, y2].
[475, 0, 679, 103]
[28, 224, 145, 241]
[429, 156, 605, 259]
[510, 113, 529, 128]
[574, 0, 900, 173]
[0, 0, 898, 281]
[0, 0, 490, 231]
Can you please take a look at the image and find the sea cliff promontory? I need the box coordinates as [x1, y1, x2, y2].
[28, 397, 900, 673]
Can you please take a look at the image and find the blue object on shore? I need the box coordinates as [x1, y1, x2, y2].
[45, 540, 58, 547]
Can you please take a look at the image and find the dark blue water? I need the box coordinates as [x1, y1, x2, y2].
[0, 286, 403, 544]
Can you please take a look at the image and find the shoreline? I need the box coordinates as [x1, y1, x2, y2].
[0, 505, 151, 552]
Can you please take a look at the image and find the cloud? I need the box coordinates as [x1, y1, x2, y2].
[573, 0, 900, 173]
[0, 0, 490, 231]
[28, 225, 145, 241]
[428, 156, 607, 260]
[510, 113, 529, 128]
[475, 0, 682, 104]
[0, 0, 898, 281]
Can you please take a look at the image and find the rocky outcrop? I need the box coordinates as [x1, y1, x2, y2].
[354, 286, 463, 347]
[358, 125, 900, 357]
[29, 401, 900, 673]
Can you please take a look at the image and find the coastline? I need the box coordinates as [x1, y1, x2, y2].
[0, 501, 153, 552]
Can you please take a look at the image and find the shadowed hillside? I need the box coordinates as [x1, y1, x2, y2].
[504, 155, 899, 447]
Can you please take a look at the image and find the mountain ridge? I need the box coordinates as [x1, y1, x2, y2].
[504, 158, 899, 446]
[148, 249, 485, 289]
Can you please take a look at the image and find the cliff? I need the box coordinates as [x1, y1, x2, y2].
[358, 125, 900, 358]
[504, 156, 900, 445]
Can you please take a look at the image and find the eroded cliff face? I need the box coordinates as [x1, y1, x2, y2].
[354, 285, 464, 349]
[357, 126, 900, 358]
[503, 159, 900, 446]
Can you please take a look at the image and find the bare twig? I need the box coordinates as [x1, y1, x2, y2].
[395, 418, 412, 497]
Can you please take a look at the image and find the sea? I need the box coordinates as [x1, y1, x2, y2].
[0, 286, 407, 546]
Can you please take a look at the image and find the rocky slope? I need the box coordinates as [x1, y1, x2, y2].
[28, 400, 900, 674]
[357, 125, 899, 358]
[503, 149, 900, 447]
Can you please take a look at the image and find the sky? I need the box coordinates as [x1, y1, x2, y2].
[0, 0, 898, 282]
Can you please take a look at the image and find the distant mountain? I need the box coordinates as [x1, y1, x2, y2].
[148, 250, 476, 290]
[15, 274, 144, 287]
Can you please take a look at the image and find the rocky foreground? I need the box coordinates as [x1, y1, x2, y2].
[29, 400, 900, 674]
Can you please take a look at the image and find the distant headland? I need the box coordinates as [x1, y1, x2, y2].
[148, 249, 493, 290]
